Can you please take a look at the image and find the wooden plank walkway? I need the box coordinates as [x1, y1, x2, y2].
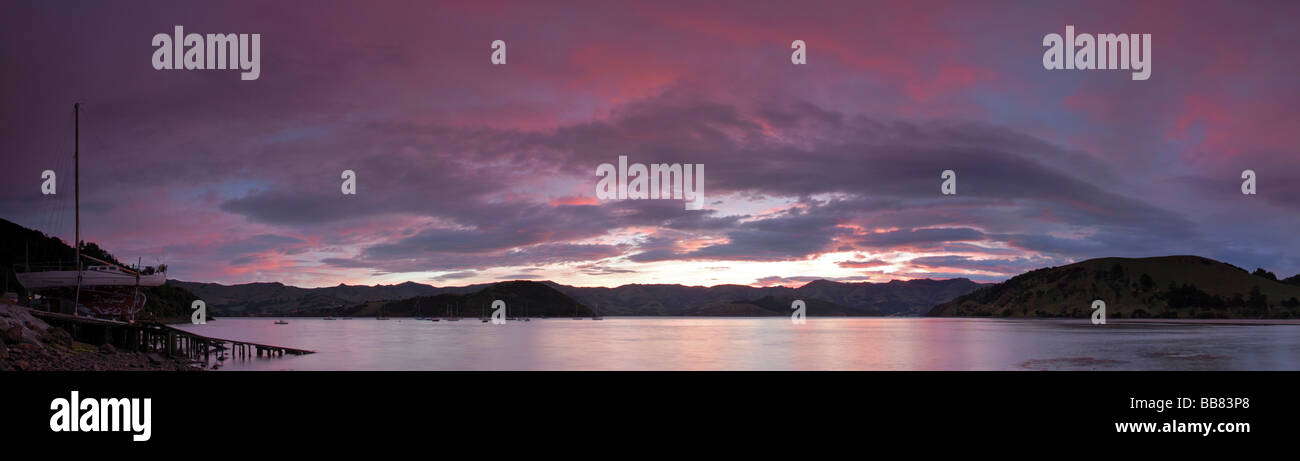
[28, 309, 314, 366]
[153, 322, 315, 357]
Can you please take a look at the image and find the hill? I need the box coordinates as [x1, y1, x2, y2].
[286, 281, 592, 318]
[549, 278, 984, 316]
[927, 256, 1300, 319]
[683, 296, 880, 316]
[174, 277, 985, 317]
[0, 219, 199, 321]
[794, 278, 982, 315]
[294, 283, 883, 318]
[170, 280, 484, 316]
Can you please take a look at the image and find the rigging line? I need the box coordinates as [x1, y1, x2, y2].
[76, 103, 85, 255]
[54, 105, 73, 250]
[36, 110, 55, 235]
[41, 106, 70, 244]
[56, 105, 73, 240]
[55, 105, 72, 243]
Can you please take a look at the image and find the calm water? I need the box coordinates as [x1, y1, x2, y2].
[174, 317, 1300, 371]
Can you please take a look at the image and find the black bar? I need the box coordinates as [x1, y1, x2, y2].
[2, 371, 1292, 450]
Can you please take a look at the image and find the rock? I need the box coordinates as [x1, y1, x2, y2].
[14, 360, 30, 370]
[3, 326, 22, 345]
[42, 327, 72, 346]
[99, 343, 117, 354]
[146, 353, 163, 365]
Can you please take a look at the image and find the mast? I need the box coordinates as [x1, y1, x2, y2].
[73, 103, 81, 317]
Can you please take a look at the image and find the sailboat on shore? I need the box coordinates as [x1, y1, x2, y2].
[13, 104, 167, 321]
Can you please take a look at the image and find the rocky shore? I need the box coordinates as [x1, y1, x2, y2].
[0, 303, 199, 371]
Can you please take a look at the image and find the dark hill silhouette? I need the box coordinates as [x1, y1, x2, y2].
[174, 277, 985, 317]
[927, 256, 1300, 319]
[0, 218, 199, 320]
[683, 296, 879, 316]
[297, 281, 593, 318]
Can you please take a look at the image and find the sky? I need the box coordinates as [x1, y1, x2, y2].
[2, 0, 1298, 288]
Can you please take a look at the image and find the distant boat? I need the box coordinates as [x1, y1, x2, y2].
[592, 302, 603, 320]
[323, 316, 336, 320]
[274, 320, 289, 325]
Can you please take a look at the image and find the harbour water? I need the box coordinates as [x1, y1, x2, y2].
[175, 317, 1300, 371]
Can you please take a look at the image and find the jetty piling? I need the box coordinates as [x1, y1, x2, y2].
[28, 309, 314, 367]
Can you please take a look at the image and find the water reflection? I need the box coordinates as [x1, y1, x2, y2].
[176, 317, 1300, 371]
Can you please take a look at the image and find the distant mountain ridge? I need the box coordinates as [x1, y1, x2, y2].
[172, 277, 987, 317]
[298, 281, 593, 318]
[683, 296, 879, 316]
[546, 278, 985, 316]
[928, 255, 1300, 319]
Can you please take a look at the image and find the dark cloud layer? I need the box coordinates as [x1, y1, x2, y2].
[2, 1, 1297, 285]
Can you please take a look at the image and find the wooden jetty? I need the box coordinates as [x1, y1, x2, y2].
[28, 309, 314, 366]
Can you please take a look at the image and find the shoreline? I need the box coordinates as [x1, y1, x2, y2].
[1, 304, 201, 371]
[199, 315, 1300, 326]
[924, 316, 1300, 326]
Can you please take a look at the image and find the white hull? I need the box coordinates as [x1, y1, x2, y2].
[16, 269, 166, 289]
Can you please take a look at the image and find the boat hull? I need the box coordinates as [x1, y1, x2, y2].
[15, 270, 166, 289]
[24, 285, 147, 318]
